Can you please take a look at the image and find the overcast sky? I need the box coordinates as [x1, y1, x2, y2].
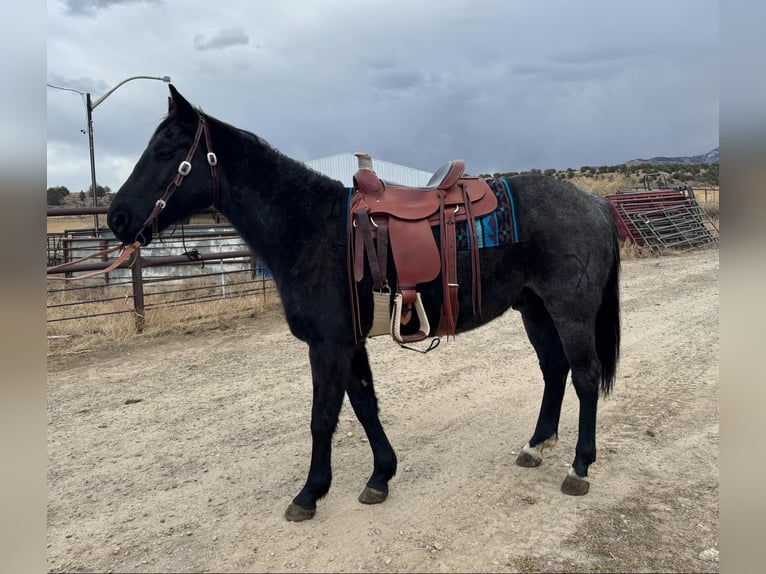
[46, 0, 719, 194]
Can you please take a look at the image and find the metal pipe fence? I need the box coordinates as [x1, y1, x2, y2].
[47, 207, 276, 333]
[606, 188, 719, 253]
[618, 185, 719, 206]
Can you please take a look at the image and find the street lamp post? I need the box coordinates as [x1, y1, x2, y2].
[48, 75, 171, 235]
[85, 92, 99, 235]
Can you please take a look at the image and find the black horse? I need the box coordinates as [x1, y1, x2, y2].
[108, 86, 620, 521]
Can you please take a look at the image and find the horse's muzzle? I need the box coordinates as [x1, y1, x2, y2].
[107, 207, 152, 246]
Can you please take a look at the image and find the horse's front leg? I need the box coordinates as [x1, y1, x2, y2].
[285, 343, 346, 522]
[346, 344, 397, 504]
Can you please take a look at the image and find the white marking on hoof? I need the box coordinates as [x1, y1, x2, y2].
[538, 434, 558, 450]
[568, 466, 585, 479]
[521, 442, 543, 462]
[522, 435, 558, 461]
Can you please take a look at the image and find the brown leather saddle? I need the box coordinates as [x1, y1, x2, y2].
[349, 155, 497, 343]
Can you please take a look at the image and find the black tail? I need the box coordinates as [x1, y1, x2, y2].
[596, 219, 621, 396]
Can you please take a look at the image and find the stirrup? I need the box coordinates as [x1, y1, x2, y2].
[391, 292, 430, 344]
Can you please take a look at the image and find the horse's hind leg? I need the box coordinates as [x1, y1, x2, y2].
[516, 292, 570, 468]
[285, 343, 347, 522]
[345, 345, 398, 504]
[550, 316, 601, 496]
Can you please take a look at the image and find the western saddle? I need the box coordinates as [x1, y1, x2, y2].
[349, 153, 497, 343]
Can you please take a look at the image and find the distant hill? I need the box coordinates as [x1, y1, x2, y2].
[625, 147, 719, 166]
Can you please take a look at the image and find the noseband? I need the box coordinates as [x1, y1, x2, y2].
[136, 114, 219, 245]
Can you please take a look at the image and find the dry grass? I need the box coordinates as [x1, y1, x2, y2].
[47, 286, 135, 350]
[705, 205, 719, 220]
[619, 239, 657, 260]
[47, 278, 282, 356]
[569, 174, 721, 204]
[47, 213, 221, 234]
[47, 214, 109, 234]
[694, 187, 719, 205]
[570, 173, 633, 196]
[692, 188, 719, 220]
[139, 290, 281, 335]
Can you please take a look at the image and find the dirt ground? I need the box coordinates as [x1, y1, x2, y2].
[47, 247, 719, 573]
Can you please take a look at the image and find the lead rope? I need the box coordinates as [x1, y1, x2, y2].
[46, 241, 141, 281]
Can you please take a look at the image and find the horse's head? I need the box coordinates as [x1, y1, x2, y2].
[108, 85, 218, 246]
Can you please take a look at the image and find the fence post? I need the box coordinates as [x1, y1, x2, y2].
[99, 238, 110, 286]
[131, 248, 145, 333]
[64, 238, 73, 279]
[250, 254, 258, 279]
[261, 261, 266, 303]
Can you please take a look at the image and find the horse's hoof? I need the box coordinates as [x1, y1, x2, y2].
[561, 473, 590, 496]
[359, 486, 388, 505]
[284, 503, 316, 521]
[515, 451, 542, 467]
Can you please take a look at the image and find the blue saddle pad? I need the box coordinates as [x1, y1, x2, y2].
[456, 178, 521, 250]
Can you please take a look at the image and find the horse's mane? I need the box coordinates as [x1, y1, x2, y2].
[206, 111, 340, 189]
[149, 104, 342, 192]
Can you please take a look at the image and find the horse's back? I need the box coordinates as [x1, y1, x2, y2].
[508, 175, 615, 250]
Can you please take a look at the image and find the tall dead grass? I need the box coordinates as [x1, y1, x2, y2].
[619, 239, 656, 260]
[570, 174, 633, 196]
[47, 278, 281, 356]
[138, 290, 281, 337]
[47, 214, 109, 234]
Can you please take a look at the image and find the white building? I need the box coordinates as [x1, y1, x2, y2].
[305, 152, 433, 188]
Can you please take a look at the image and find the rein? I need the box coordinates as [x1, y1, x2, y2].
[46, 241, 142, 281]
[46, 114, 219, 282]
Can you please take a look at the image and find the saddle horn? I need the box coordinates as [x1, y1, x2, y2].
[354, 152, 374, 171]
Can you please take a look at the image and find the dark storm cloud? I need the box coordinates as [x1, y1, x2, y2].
[370, 69, 434, 95]
[46, 0, 718, 193]
[193, 28, 250, 51]
[62, 0, 162, 17]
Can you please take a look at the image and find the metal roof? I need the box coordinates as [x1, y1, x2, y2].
[305, 152, 433, 187]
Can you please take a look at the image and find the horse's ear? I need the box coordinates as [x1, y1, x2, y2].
[167, 84, 197, 122]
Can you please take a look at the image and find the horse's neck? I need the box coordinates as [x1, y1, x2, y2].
[212, 122, 346, 275]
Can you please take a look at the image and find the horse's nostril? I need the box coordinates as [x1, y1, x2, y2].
[108, 209, 129, 233]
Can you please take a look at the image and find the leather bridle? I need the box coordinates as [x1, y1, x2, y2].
[136, 114, 219, 245]
[47, 115, 220, 281]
